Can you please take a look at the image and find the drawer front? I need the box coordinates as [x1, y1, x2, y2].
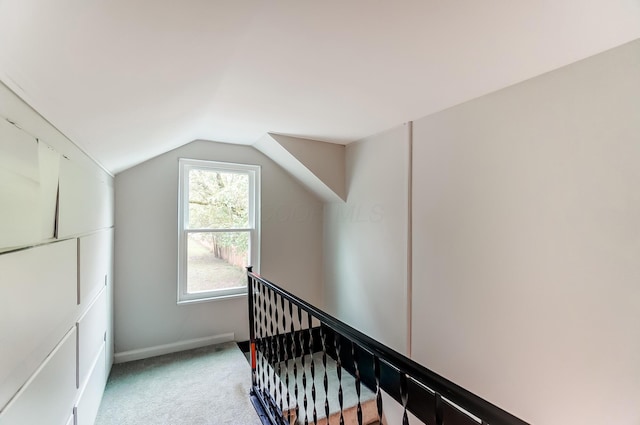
[77, 288, 107, 388]
[78, 229, 113, 307]
[76, 344, 107, 425]
[0, 239, 77, 410]
[0, 327, 77, 425]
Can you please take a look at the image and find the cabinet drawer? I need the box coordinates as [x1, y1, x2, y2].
[76, 344, 107, 425]
[0, 327, 77, 425]
[78, 229, 113, 307]
[0, 239, 77, 410]
[77, 288, 107, 388]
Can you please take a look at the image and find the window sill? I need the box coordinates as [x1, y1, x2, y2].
[177, 292, 247, 305]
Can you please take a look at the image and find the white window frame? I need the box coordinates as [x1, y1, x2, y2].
[177, 158, 260, 304]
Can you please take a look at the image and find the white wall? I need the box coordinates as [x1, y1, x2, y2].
[321, 39, 640, 425]
[114, 140, 323, 354]
[323, 124, 410, 354]
[411, 39, 640, 424]
[0, 81, 114, 425]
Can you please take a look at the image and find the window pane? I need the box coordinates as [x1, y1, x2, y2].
[186, 232, 248, 293]
[188, 169, 249, 229]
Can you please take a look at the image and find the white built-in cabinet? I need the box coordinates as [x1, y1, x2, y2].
[0, 81, 114, 425]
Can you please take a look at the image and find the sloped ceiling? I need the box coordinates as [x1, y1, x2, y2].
[1, 0, 639, 174]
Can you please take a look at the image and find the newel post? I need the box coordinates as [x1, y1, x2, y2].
[247, 266, 257, 388]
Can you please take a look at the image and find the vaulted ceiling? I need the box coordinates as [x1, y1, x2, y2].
[1, 0, 639, 174]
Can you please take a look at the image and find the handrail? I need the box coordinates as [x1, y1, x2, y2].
[248, 268, 529, 425]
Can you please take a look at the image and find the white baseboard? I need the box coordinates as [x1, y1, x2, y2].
[113, 333, 235, 364]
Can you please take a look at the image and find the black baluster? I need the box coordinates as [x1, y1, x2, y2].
[308, 312, 317, 424]
[256, 282, 262, 369]
[251, 280, 257, 384]
[263, 285, 271, 401]
[435, 392, 444, 425]
[280, 296, 290, 424]
[400, 372, 409, 425]
[291, 302, 299, 423]
[252, 279, 259, 338]
[252, 280, 257, 338]
[321, 326, 330, 422]
[352, 341, 363, 425]
[273, 292, 283, 416]
[298, 305, 308, 425]
[335, 333, 344, 425]
[374, 355, 383, 422]
[250, 279, 258, 388]
[258, 283, 266, 393]
[256, 283, 262, 394]
[269, 288, 277, 402]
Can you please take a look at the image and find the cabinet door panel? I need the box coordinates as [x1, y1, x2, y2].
[77, 288, 107, 388]
[76, 344, 107, 425]
[0, 239, 77, 410]
[0, 119, 60, 250]
[58, 159, 114, 238]
[79, 229, 113, 306]
[0, 327, 77, 425]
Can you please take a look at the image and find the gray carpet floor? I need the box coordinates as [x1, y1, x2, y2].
[95, 342, 262, 425]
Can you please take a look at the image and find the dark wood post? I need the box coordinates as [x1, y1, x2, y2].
[247, 266, 257, 388]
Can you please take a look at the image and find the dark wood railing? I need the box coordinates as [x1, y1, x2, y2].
[247, 267, 529, 425]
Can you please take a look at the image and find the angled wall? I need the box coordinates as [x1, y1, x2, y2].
[254, 133, 346, 203]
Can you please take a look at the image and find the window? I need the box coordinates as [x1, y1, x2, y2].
[178, 158, 260, 303]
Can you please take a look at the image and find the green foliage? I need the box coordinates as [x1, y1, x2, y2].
[188, 169, 250, 253]
[188, 169, 249, 228]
